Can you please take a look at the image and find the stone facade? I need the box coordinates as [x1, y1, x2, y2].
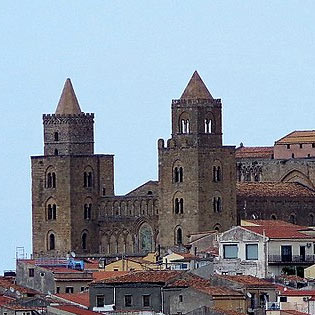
[31, 72, 237, 258]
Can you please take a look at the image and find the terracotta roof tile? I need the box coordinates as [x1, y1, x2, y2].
[0, 277, 39, 295]
[55, 292, 89, 307]
[167, 274, 243, 297]
[236, 146, 274, 159]
[0, 295, 15, 306]
[95, 270, 182, 284]
[280, 289, 315, 296]
[52, 305, 98, 315]
[275, 130, 315, 145]
[92, 271, 128, 282]
[219, 275, 275, 287]
[237, 182, 315, 198]
[242, 220, 313, 239]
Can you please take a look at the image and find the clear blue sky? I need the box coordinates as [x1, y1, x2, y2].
[1, 1, 315, 273]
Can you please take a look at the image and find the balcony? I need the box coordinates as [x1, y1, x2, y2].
[268, 254, 315, 264]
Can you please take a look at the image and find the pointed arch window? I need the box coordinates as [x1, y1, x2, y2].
[48, 233, 55, 250]
[213, 196, 222, 213]
[84, 204, 92, 220]
[84, 170, 93, 188]
[47, 172, 56, 188]
[176, 227, 183, 245]
[204, 119, 212, 133]
[48, 204, 57, 220]
[174, 198, 184, 214]
[213, 165, 222, 182]
[180, 119, 190, 134]
[82, 232, 87, 250]
[54, 132, 59, 141]
[174, 167, 183, 183]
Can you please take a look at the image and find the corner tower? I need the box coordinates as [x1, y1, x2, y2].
[32, 79, 114, 258]
[158, 71, 236, 250]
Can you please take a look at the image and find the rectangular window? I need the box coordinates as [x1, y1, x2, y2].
[300, 144, 303, 148]
[56, 287, 60, 294]
[65, 287, 74, 293]
[28, 268, 34, 277]
[286, 144, 290, 149]
[312, 143, 315, 148]
[96, 295, 105, 307]
[280, 296, 287, 302]
[124, 295, 132, 307]
[179, 295, 183, 302]
[80, 286, 85, 292]
[142, 295, 151, 307]
[246, 244, 258, 260]
[223, 244, 238, 259]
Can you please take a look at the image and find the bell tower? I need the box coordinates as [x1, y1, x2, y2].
[32, 79, 114, 258]
[158, 71, 236, 250]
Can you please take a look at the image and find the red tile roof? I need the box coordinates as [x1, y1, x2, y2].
[282, 311, 311, 315]
[95, 270, 182, 284]
[55, 292, 89, 308]
[92, 271, 128, 282]
[242, 220, 313, 239]
[0, 277, 39, 295]
[167, 274, 243, 297]
[219, 275, 275, 288]
[280, 289, 315, 296]
[236, 146, 274, 159]
[237, 182, 315, 198]
[52, 305, 99, 315]
[0, 295, 14, 306]
[275, 130, 315, 145]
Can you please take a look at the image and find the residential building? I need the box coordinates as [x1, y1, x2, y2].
[217, 220, 315, 278]
[16, 259, 93, 294]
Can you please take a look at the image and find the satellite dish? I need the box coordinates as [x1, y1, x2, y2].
[9, 287, 14, 293]
[247, 292, 252, 298]
[70, 251, 76, 258]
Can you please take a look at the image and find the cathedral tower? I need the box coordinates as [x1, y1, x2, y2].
[32, 79, 114, 257]
[158, 71, 236, 249]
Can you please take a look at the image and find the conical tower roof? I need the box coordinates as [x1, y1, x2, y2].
[180, 71, 213, 100]
[55, 78, 82, 115]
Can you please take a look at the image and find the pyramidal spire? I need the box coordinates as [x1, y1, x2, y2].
[180, 71, 213, 100]
[55, 78, 82, 115]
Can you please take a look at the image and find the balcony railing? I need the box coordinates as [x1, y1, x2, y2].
[268, 254, 315, 263]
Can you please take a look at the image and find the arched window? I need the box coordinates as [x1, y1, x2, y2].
[289, 214, 296, 224]
[52, 173, 56, 188]
[179, 198, 184, 214]
[54, 149, 58, 156]
[271, 214, 277, 220]
[174, 167, 179, 183]
[176, 227, 183, 245]
[213, 162, 222, 182]
[84, 204, 92, 220]
[47, 173, 52, 188]
[54, 132, 59, 141]
[204, 119, 212, 133]
[174, 198, 179, 214]
[139, 224, 153, 253]
[174, 166, 184, 183]
[48, 233, 55, 250]
[84, 169, 93, 188]
[82, 232, 87, 250]
[180, 119, 190, 134]
[213, 196, 222, 213]
[48, 204, 57, 220]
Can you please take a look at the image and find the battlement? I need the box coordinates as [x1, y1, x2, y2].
[43, 113, 94, 125]
[43, 113, 94, 119]
[172, 98, 221, 106]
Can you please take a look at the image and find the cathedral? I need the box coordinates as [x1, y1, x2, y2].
[32, 71, 315, 258]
